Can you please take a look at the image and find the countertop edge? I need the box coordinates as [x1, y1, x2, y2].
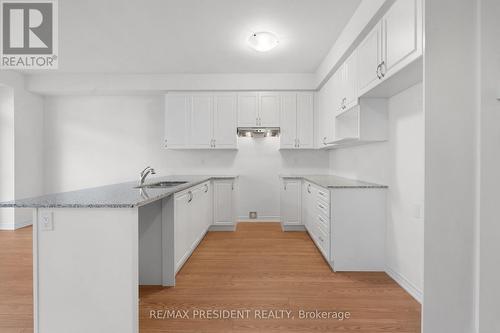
[279, 175, 388, 189]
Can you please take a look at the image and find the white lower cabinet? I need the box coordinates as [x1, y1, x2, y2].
[300, 181, 386, 271]
[212, 179, 236, 230]
[280, 179, 301, 230]
[173, 181, 212, 273]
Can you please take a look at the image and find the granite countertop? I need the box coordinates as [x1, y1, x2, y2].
[279, 175, 387, 189]
[0, 175, 238, 209]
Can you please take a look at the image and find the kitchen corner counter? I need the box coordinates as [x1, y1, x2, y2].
[0, 175, 238, 209]
[280, 175, 388, 189]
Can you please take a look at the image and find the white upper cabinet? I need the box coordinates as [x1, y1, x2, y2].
[382, 0, 422, 76]
[237, 93, 259, 127]
[357, 23, 383, 94]
[296, 92, 314, 149]
[279, 92, 314, 149]
[279, 93, 297, 149]
[318, 76, 336, 146]
[341, 50, 358, 113]
[190, 94, 213, 148]
[213, 94, 237, 148]
[165, 93, 237, 149]
[238, 92, 280, 127]
[164, 94, 190, 148]
[259, 92, 280, 127]
[357, 0, 422, 96]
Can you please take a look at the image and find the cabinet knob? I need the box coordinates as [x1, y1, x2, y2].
[380, 61, 386, 77]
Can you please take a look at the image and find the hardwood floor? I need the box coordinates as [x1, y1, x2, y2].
[0, 222, 421, 333]
[140, 223, 421, 332]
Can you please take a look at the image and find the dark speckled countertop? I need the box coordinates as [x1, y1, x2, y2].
[0, 175, 237, 209]
[279, 175, 387, 189]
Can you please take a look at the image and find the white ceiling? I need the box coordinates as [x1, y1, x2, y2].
[58, 0, 361, 74]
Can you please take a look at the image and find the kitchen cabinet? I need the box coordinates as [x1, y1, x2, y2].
[213, 179, 236, 229]
[174, 181, 212, 273]
[357, 0, 422, 96]
[279, 92, 314, 149]
[165, 93, 237, 149]
[338, 50, 358, 114]
[238, 92, 280, 127]
[280, 179, 301, 230]
[213, 94, 238, 148]
[190, 94, 213, 148]
[164, 94, 190, 148]
[357, 23, 383, 94]
[318, 75, 336, 146]
[299, 180, 386, 272]
[237, 93, 259, 127]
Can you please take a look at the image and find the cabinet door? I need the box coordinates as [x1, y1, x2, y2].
[281, 180, 301, 225]
[357, 23, 382, 94]
[174, 192, 191, 271]
[165, 94, 190, 148]
[318, 76, 336, 145]
[343, 50, 358, 110]
[213, 180, 234, 225]
[190, 95, 213, 148]
[279, 93, 297, 149]
[238, 93, 258, 127]
[296, 92, 314, 149]
[259, 92, 280, 127]
[213, 94, 237, 148]
[201, 182, 212, 228]
[382, 0, 421, 76]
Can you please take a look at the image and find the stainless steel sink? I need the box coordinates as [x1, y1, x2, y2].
[136, 181, 188, 189]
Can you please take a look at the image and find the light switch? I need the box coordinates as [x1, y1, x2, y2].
[40, 212, 54, 231]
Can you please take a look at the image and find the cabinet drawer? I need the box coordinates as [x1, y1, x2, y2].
[317, 187, 330, 202]
[315, 226, 329, 259]
[317, 200, 329, 217]
[316, 213, 329, 232]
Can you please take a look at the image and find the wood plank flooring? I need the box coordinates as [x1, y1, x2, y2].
[140, 223, 421, 332]
[0, 222, 421, 333]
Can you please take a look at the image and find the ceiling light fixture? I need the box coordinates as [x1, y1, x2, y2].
[248, 31, 279, 52]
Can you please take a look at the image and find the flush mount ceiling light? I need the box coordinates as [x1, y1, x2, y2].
[248, 32, 279, 52]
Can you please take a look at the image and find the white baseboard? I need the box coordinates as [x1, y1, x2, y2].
[238, 216, 280, 222]
[15, 219, 33, 230]
[385, 267, 422, 304]
[281, 224, 306, 231]
[208, 225, 236, 232]
[0, 222, 15, 230]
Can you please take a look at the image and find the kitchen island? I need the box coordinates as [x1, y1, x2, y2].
[0, 175, 238, 333]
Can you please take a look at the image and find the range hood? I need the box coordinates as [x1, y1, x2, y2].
[237, 127, 280, 138]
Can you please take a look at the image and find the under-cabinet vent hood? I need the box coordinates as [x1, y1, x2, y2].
[237, 127, 280, 138]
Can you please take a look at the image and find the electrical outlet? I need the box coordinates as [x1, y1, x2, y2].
[249, 212, 257, 219]
[40, 212, 54, 231]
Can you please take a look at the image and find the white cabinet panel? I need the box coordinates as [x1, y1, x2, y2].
[383, 0, 420, 75]
[174, 192, 190, 271]
[190, 95, 213, 148]
[213, 180, 234, 225]
[213, 94, 237, 148]
[238, 93, 258, 127]
[279, 93, 297, 149]
[164, 94, 190, 148]
[342, 51, 358, 111]
[296, 92, 314, 148]
[280, 180, 301, 226]
[259, 93, 280, 127]
[357, 23, 383, 94]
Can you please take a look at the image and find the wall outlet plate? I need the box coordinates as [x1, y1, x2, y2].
[40, 212, 54, 231]
[249, 212, 257, 219]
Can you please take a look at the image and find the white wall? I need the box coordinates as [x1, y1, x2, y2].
[423, 0, 477, 331]
[0, 72, 44, 230]
[43, 95, 330, 220]
[329, 83, 424, 302]
[478, 0, 500, 331]
[0, 86, 15, 229]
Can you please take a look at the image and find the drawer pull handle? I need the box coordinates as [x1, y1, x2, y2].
[319, 204, 325, 209]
